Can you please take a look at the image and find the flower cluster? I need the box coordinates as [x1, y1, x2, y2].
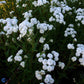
[17, 11, 38, 39]
[75, 8, 84, 25]
[7, 49, 26, 68]
[37, 22, 54, 34]
[36, 50, 65, 83]
[64, 24, 77, 38]
[75, 44, 84, 66]
[44, 74, 54, 84]
[0, 17, 18, 36]
[32, 0, 49, 7]
[35, 70, 45, 80]
[49, 6, 65, 24]
[67, 43, 75, 49]
[49, 0, 72, 24]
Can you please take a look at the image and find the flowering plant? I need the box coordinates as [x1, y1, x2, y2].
[0, 0, 84, 84]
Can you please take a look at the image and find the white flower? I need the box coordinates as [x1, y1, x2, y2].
[37, 0, 43, 6]
[47, 59, 54, 66]
[35, 71, 42, 80]
[42, 64, 47, 70]
[40, 29, 44, 34]
[52, 51, 59, 57]
[47, 65, 54, 72]
[12, 17, 18, 25]
[7, 55, 13, 62]
[35, 70, 45, 80]
[49, 16, 55, 22]
[36, 74, 42, 80]
[38, 58, 43, 63]
[74, 38, 77, 42]
[43, 0, 47, 3]
[30, 18, 37, 25]
[54, 56, 59, 61]
[67, 43, 75, 49]
[43, 44, 50, 51]
[22, 4, 27, 7]
[32, 1, 37, 7]
[71, 57, 77, 62]
[44, 77, 50, 83]
[36, 53, 40, 58]
[81, 20, 84, 25]
[13, 26, 18, 32]
[16, 49, 23, 56]
[79, 57, 84, 66]
[58, 62, 65, 69]
[20, 61, 25, 68]
[47, 53, 53, 59]
[50, 39, 53, 42]
[40, 83, 44, 84]
[24, 55, 28, 59]
[44, 74, 54, 84]
[50, 78, 54, 83]
[42, 59, 47, 65]
[39, 37, 45, 43]
[40, 70, 45, 75]
[46, 74, 51, 78]
[64, 27, 77, 38]
[14, 55, 22, 62]
[41, 53, 46, 58]
[79, 58, 84, 63]
[0, 1, 6, 4]
[28, 29, 33, 35]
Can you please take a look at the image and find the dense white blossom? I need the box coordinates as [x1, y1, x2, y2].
[0, 17, 18, 35]
[64, 26, 77, 38]
[75, 8, 84, 25]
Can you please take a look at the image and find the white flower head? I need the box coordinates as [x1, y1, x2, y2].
[44, 74, 54, 83]
[16, 49, 23, 55]
[71, 56, 77, 62]
[36, 53, 40, 58]
[58, 62, 65, 69]
[47, 53, 53, 59]
[43, 44, 50, 51]
[67, 43, 75, 49]
[38, 57, 43, 63]
[40, 83, 44, 84]
[39, 37, 45, 43]
[7, 55, 13, 62]
[20, 61, 25, 68]
[47, 59, 54, 66]
[42, 64, 47, 70]
[47, 65, 54, 72]
[42, 59, 47, 65]
[40, 70, 45, 75]
[14, 55, 22, 62]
